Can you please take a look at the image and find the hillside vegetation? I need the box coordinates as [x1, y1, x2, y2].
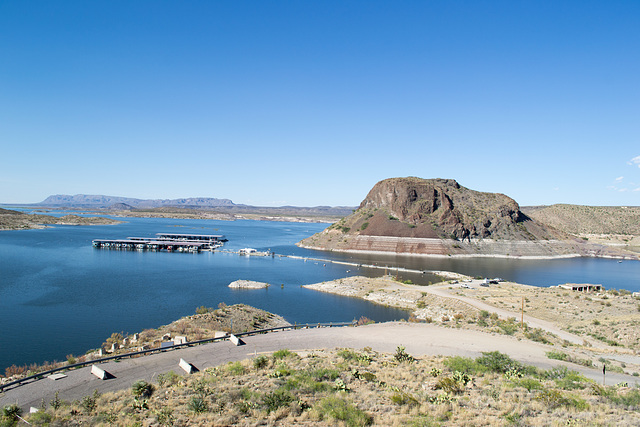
[523, 205, 640, 236]
[7, 348, 640, 426]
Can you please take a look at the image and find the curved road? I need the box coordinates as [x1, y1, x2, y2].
[2, 322, 637, 411]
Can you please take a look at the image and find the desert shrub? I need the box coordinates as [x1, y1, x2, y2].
[28, 410, 53, 425]
[4, 365, 27, 378]
[157, 370, 181, 387]
[525, 328, 552, 344]
[394, 346, 415, 363]
[190, 378, 212, 398]
[153, 407, 174, 426]
[536, 389, 589, 410]
[435, 370, 472, 394]
[476, 351, 523, 374]
[444, 356, 486, 375]
[391, 392, 419, 406]
[544, 367, 589, 390]
[253, 355, 269, 369]
[131, 380, 155, 399]
[262, 389, 294, 413]
[514, 377, 543, 391]
[195, 305, 211, 314]
[80, 391, 99, 414]
[416, 300, 426, 309]
[546, 350, 568, 361]
[309, 367, 340, 382]
[2, 404, 21, 421]
[226, 361, 245, 375]
[312, 396, 372, 426]
[268, 363, 293, 378]
[609, 388, 640, 408]
[272, 349, 296, 360]
[188, 396, 208, 413]
[496, 318, 519, 335]
[338, 349, 372, 365]
[50, 391, 63, 410]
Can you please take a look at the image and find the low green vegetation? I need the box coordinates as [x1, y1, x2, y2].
[12, 349, 640, 426]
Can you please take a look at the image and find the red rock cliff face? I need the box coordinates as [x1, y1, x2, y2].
[355, 177, 541, 241]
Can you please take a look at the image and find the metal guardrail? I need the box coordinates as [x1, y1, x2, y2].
[0, 321, 356, 392]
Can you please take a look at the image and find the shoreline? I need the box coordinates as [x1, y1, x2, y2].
[297, 242, 640, 261]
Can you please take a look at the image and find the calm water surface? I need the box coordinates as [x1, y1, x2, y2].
[1, 215, 638, 371]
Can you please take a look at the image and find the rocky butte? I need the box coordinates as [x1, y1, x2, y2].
[298, 177, 636, 259]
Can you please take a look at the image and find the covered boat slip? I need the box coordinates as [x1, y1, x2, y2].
[92, 233, 225, 252]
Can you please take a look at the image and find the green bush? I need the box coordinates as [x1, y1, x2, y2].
[391, 392, 419, 406]
[536, 389, 589, 410]
[81, 392, 98, 414]
[226, 361, 245, 375]
[253, 355, 269, 369]
[514, 378, 543, 391]
[262, 389, 294, 413]
[188, 396, 208, 413]
[28, 410, 53, 425]
[157, 370, 181, 387]
[546, 350, 568, 361]
[525, 328, 552, 344]
[444, 356, 486, 375]
[272, 349, 296, 360]
[2, 404, 21, 421]
[338, 349, 372, 365]
[131, 380, 155, 399]
[195, 305, 211, 315]
[476, 351, 523, 374]
[312, 396, 372, 426]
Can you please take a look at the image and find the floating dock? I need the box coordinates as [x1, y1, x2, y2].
[92, 233, 226, 253]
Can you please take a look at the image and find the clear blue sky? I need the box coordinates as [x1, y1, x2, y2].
[1, 1, 639, 207]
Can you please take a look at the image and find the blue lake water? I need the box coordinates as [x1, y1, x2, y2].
[1, 215, 639, 372]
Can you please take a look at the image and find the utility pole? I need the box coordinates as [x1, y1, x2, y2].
[521, 296, 524, 328]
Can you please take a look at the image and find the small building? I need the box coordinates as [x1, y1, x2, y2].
[558, 284, 603, 292]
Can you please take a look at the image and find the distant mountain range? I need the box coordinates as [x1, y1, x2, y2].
[39, 194, 236, 209]
[35, 194, 356, 218]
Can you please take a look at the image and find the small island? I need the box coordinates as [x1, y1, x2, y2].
[228, 280, 270, 289]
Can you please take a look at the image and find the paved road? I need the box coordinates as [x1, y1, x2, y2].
[2, 323, 637, 411]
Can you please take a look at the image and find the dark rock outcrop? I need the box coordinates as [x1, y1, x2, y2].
[296, 177, 618, 258]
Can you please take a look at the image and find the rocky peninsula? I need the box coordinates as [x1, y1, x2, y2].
[0, 208, 122, 230]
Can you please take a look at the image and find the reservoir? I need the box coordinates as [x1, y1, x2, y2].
[1, 215, 639, 373]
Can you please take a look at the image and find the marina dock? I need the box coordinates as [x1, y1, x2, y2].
[92, 233, 225, 253]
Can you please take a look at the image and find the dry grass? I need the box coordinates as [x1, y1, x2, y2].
[458, 282, 640, 351]
[14, 348, 640, 426]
